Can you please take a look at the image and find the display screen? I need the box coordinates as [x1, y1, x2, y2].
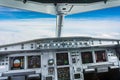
[10, 56, 24, 70]
[28, 55, 41, 68]
[95, 50, 106, 62]
[29, 0, 106, 3]
[56, 53, 69, 66]
[81, 51, 93, 64]
[57, 67, 70, 80]
[74, 73, 81, 79]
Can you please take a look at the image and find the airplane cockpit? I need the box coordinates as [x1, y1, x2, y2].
[0, 0, 120, 80]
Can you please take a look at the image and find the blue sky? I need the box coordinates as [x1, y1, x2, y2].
[0, 6, 120, 45]
[67, 6, 120, 19]
[0, 6, 120, 20]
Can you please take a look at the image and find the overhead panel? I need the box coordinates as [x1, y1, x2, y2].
[0, 0, 120, 15]
[0, 0, 56, 15]
[69, 0, 120, 14]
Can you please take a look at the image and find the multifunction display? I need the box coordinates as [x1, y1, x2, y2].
[10, 56, 24, 70]
[28, 55, 41, 68]
[56, 53, 69, 66]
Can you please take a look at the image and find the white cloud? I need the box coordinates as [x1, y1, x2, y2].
[0, 18, 120, 45]
[62, 19, 120, 38]
[0, 19, 56, 45]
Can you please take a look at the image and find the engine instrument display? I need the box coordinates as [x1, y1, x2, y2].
[81, 51, 93, 64]
[28, 55, 41, 68]
[95, 50, 106, 62]
[56, 53, 69, 66]
[57, 67, 70, 80]
[10, 56, 24, 70]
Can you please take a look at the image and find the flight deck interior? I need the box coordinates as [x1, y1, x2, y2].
[0, 0, 120, 80]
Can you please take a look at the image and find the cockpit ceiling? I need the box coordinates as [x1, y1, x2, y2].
[28, 0, 107, 3]
[0, 0, 120, 15]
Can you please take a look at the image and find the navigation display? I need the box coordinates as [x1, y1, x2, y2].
[29, 0, 106, 3]
[28, 55, 41, 68]
[56, 53, 69, 66]
[10, 56, 24, 70]
[81, 51, 93, 64]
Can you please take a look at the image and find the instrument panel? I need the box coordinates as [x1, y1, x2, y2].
[0, 36, 119, 80]
[6, 49, 111, 80]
